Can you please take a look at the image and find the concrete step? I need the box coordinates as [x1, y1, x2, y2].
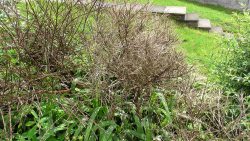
[197, 19, 212, 29]
[210, 26, 223, 34]
[164, 6, 186, 15]
[184, 13, 199, 21]
[148, 5, 166, 13]
[148, 6, 186, 15]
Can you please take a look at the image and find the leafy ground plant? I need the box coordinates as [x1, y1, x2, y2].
[216, 10, 250, 94]
[0, 91, 175, 140]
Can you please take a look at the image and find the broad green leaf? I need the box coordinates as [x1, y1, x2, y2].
[67, 122, 77, 136]
[73, 125, 84, 137]
[143, 119, 152, 141]
[25, 121, 36, 127]
[125, 130, 145, 140]
[133, 114, 143, 134]
[100, 124, 117, 141]
[157, 92, 172, 124]
[31, 110, 38, 119]
[15, 134, 26, 141]
[41, 129, 55, 141]
[92, 121, 116, 132]
[54, 124, 66, 133]
[84, 107, 101, 141]
[27, 126, 38, 141]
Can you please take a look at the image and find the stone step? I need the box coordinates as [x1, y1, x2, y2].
[210, 26, 223, 34]
[164, 6, 186, 15]
[148, 6, 186, 15]
[197, 19, 212, 29]
[148, 5, 166, 13]
[184, 13, 199, 21]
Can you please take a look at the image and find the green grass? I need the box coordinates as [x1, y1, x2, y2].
[173, 22, 225, 74]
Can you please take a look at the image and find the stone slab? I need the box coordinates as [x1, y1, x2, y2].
[164, 6, 186, 15]
[184, 13, 199, 21]
[147, 5, 166, 13]
[210, 26, 223, 34]
[197, 19, 211, 29]
[148, 6, 186, 15]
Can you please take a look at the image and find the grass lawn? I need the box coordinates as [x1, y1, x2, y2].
[174, 22, 225, 74]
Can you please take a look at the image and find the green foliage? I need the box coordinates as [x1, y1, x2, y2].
[216, 11, 250, 94]
[11, 102, 68, 140]
[0, 90, 173, 141]
[212, 10, 250, 140]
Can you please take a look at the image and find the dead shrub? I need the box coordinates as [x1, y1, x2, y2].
[89, 3, 188, 114]
[0, 0, 101, 106]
